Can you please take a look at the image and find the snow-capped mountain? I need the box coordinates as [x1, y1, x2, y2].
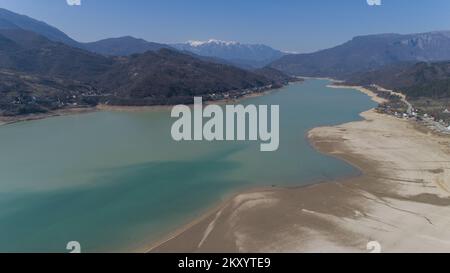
[171, 39, 286, 68]
[186, 39, 239, 47]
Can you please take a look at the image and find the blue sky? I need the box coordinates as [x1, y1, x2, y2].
[0, 0, 449, 53]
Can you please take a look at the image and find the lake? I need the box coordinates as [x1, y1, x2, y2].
[0, 79, 376, 252]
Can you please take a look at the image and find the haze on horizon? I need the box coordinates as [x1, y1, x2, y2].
[0, 0, 449, 53]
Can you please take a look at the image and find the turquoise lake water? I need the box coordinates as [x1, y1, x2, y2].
[0, 79, 376, 252]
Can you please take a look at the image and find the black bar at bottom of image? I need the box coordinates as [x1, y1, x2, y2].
[0, 253, 443, 272]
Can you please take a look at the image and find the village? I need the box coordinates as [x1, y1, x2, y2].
[369, 84, 450, 135]
[204, 84, 280, 102]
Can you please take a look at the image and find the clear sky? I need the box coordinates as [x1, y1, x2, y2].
[0, 0, 450, 53]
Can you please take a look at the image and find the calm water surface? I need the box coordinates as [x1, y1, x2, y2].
[0, 79, 376, 252]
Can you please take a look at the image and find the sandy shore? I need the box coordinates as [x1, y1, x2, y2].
[0, 107, 97, 126]
[149, 85, 450, 253]
[327, 85, 388, 104]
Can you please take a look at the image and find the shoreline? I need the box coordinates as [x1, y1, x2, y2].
[0, 83, 293, 126]
[140, 185, 272, 253]
[326, 84, 388, 104]
[144, 82, 381, 253]
[149, 83, 450, 253]
[141, 81, 369, 253]
[0, 107, 98, 126]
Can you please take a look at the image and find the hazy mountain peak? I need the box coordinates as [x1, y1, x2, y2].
[81, 36, 172, 56]
[271, 30, 450, 78]
[0, 8, 172, 56]
[172, 40, 285, 69]
[187, 39, 239, 47]
[431, 30, 450, 37]
[108, 36, 146, 42]
[0, 8, 80, 47]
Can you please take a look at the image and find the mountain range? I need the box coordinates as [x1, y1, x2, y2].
[5, 6, 450, 82]
[347, 61, 450, 99]
[0, 8, 296, 116]
[83, 36, 171, 56]
[1, 7, 450, 118]
[0, 8, 79, 47]
[271, 31, 450, 79]
[0, 8, 285, 69]
[0, 29, 284, 115]
[171, 39, 286, 69]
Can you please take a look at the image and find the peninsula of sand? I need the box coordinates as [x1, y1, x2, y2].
[150, 85, 450, 253]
